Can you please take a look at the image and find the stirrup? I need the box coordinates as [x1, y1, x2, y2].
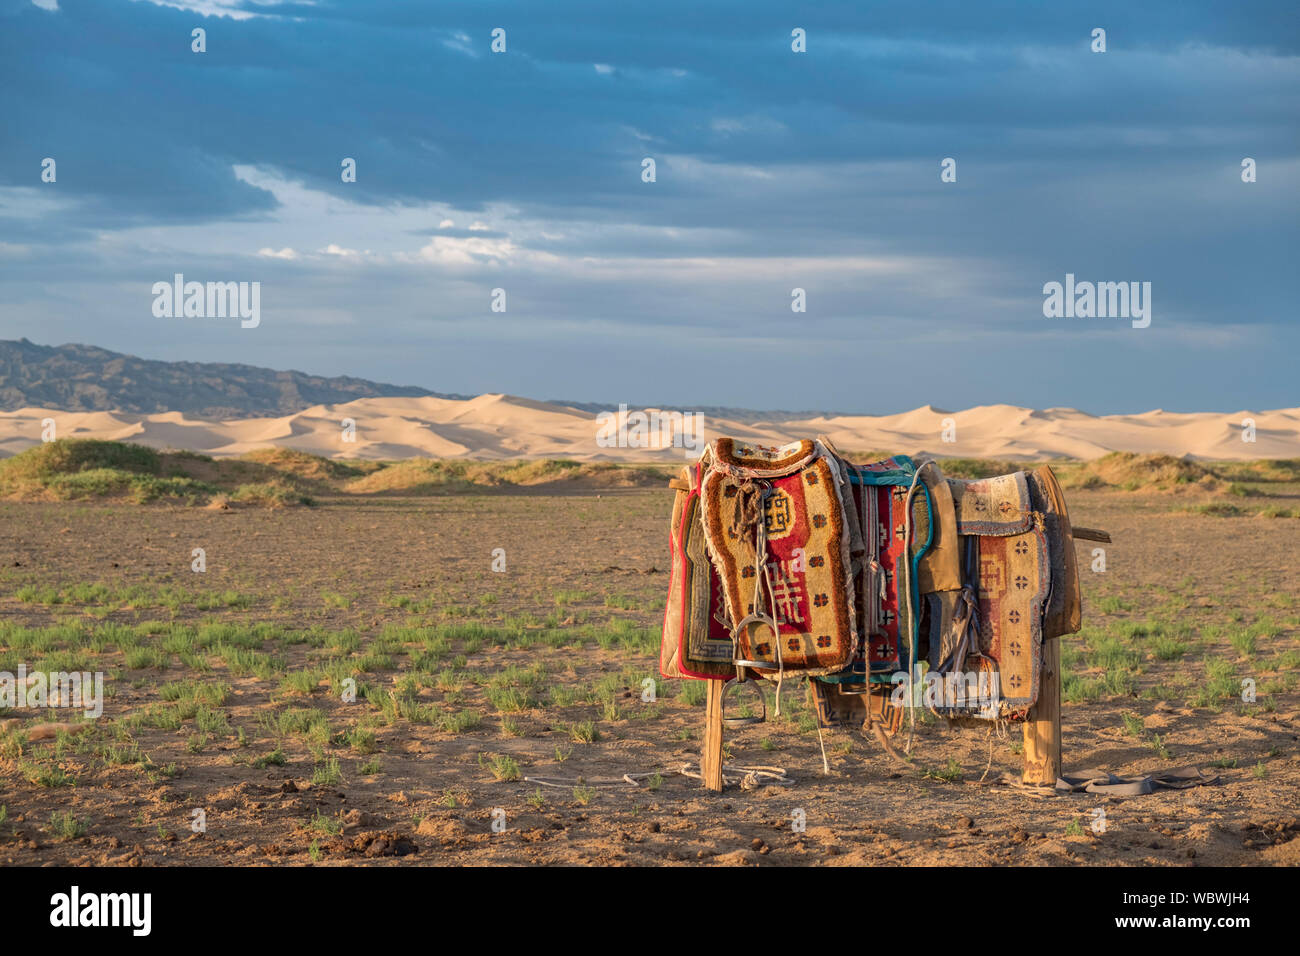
[720, 677, 767, 728]
[730, 612, 781, 672]
[836, 679, 872, 696]
[836, 641, 881, 695]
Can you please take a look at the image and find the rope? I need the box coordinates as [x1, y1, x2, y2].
[678, 763, 795, 789]
[979, 723, 996, 783]
[523, 772, 672, 789]
[872, 722, 911, 767]
[524, 763, 795, 791]
[757, 513, 786, 717]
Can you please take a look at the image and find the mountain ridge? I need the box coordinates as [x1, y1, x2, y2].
[0, 339, 466, 418]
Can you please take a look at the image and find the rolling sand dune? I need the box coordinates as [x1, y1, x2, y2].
[0, 398, 1296, 462]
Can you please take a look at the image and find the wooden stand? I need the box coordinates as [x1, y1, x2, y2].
[1021, 636, 1062, 786]
[702, 679, 725, 791]
[701, 643, 1063, 791]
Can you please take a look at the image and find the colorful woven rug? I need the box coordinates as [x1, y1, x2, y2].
[700, 448, 855, 676]
[660, 466, 733, 680]
[824, 464, 932, 685]
[975, 526, 1050, 715]
[708, 437, 818, 477]
[947, 471, 1032, 536]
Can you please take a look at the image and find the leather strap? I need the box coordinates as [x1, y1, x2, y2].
[1055, 766, 1219, 796]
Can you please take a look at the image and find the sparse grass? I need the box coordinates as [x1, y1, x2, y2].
[310, 810, 342, 836]
[0, 439, 315, 506]
[1151, 636, 1189, 661]
[1188, 660, 1240, 709]
[922, 758, 963, 782]
[48, 811, 88, 840]
[480, 753, 521, 782]
[253, 748, 287, 769]
[310, 758, 343, 787]
[680, 681, 708, 706]
[1231, 631, 1257, 658]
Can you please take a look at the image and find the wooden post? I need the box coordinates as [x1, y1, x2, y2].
[1022, 636, 1061, 786]
[702, 679, 725, 792]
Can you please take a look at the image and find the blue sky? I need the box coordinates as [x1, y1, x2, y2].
[1, 0, 1296, 413]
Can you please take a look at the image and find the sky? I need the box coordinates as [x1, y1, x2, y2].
[1, 0, 1297, 414]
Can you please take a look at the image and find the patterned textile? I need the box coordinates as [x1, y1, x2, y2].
[700, 450, 856, 676]
[975, 526, 1050, 715]
[709, 438, 817, 477]
[807, 680, 904, 736]
[845, 455, 917, 485]
[947, 472, 1032, 537]
[824, 468, 932, 684]
[660, 466, 732, 680]
[661, 441, 1091, 726]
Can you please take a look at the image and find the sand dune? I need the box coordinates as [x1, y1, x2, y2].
[0, 397, 1296, 462]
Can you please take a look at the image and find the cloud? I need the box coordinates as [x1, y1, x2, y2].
[0, 0, 1295, 412]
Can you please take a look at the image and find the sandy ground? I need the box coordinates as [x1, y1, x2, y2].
[2, 398, 1298, 461]
[0, 486, 1297, 866]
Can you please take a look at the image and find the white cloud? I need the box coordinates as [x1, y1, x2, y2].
[31, 0, 59, 12]
[131, 0, 265, 20]
[257, 247, 298, 259]
[437, 219, 455, 229]
[441, 31, 478, 58]
[410, 235, 517, 267]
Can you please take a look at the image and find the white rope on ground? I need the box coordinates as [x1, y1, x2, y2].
[677, 762, 795, 789]
[522, 771, 671, 789]
[523, 762, 794, 791]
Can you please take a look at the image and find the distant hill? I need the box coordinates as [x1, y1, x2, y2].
[0, 339, 466, 418]
[0, 338, 844, 423]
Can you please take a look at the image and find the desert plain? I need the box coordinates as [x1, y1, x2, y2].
[0, 432, 1297, 867]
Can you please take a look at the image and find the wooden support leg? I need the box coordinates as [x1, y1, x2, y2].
[1022, 636, 1061, 786]
[702, 679, 725, 792]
